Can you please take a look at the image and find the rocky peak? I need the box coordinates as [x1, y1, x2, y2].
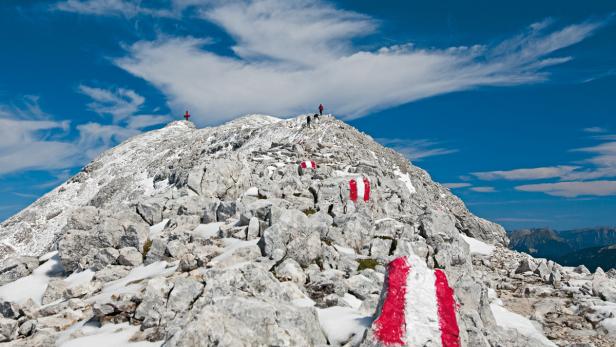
[0, 114, 613, 346]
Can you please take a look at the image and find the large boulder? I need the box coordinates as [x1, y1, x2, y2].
[258, 209, 322, 266]
[164, 297, 326, 347]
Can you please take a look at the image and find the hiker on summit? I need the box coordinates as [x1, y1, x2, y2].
[306, 115, 312, 128]
[313, 113, 319, 122]
[318, 103, 324, 116]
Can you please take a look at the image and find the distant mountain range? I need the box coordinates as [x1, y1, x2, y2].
[508, 227, 616, 271]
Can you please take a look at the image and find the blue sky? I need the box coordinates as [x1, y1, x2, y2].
[1, 0, 615, 230]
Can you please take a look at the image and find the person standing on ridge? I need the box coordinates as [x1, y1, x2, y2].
[307, 115, 312, 128]
[184, 110, 190, 121]
[318, 103, 324, 116]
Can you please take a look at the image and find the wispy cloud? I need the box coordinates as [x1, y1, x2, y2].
[103, 0, 607, 124]
[55, 0, 180, 18]
[469, 186, 497, 193]
[472, 165, 580, 181]
[0, 88, 168, 177]
[377, 138, 457, 161]
[516, 180, 616, 197]
[584, 126, 608, 133]
[79, 85, 171, 128]
[470, 132, 616, 197]
[79, 85, 143, 123]
[443, 182, 472, 189]
[494, 217, 549, 223]
[0, 98, 80, 175]
[76, 122, 140, 159]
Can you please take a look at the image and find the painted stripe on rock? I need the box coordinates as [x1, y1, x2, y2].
[434, 269, 461, 347]
[350, 177, 370, 202]
[300, 161, 316, 169]
[405, 255, 442, 346]
[350, 179, 358, 201]
[373, 257, 411, 345]
[373, 256, 461, 347]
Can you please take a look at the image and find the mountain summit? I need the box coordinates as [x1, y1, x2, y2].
[0, 115, 614, 346]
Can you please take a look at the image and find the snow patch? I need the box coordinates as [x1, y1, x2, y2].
[317, 306, 372, 347]
[0, 252, 64, 305]
[393, 167, 416, 195]
[490, 303, 557, 347]
[244, 187, 259, 196]
[191, 222, 223, 240]
[342, 293, 363, 310]
[60, 322, 161, 347]
[334, 244, 356, 255]
[208, 238, 259, 267]
[89, 261, 177, 303]
[600, 317, 616, 336]
[461, 234, 495, 255]
[149, 219, 169, 238]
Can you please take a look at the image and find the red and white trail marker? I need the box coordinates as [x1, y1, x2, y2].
[349, 177, 371, 202]
[372, 255, 461, 347]
[300, 160, 317, 169]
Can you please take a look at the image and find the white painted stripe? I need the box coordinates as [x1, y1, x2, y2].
[404, 255, 443, 347]
[356, 176, 365, 199]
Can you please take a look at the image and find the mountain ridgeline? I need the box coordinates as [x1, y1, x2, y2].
[508, 227, 616, 271]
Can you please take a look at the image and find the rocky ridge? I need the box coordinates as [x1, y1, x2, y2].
[0, 115, 613, 346]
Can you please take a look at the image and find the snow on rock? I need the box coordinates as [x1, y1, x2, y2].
[461, 234, 495, 255]
[149, 219, 169, 238]
[317, 306, 371, 346]
[600, 317, 616, 336]
[490, 303, 557, 347]
[393, 167, 416, 195]
[60, 322, 161, 347]
[191, 222, 223, 240]
[0, 252, 63, 304]
[89, 261, 177, 303]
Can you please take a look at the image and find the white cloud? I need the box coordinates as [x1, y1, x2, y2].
[126, 115, 172, 129]
[494, 217, 548, 223]
[0, 98, 81, 175]
[377, 138, 457, 161]
[516, 180, 616, 197]
[0, 89, 167, 177]
[0, 119, 80, 175]
[76, 122, 140, 158]
[79, 85, 171, 128]
[112, 0, 604, 125]
[470, 186, 497, 193]
[79, 85, 145, 123]
[55, 0, 177, 18]
[443, 183, 472, 189]
[472, 165, 580, 181]
[584, 126, 608, 133]
[201, 0, 376, 66]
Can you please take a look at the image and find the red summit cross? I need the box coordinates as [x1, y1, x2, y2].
[184, 110, 191, 121]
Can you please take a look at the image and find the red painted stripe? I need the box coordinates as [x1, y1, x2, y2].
[300, 162, 307, 169]
[310, 161, 316, 169]
[434, 269, 461, 347]
[374, 257, 410, 346]
[363, 177, 371, 201]
[349, 179, 358, 201]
